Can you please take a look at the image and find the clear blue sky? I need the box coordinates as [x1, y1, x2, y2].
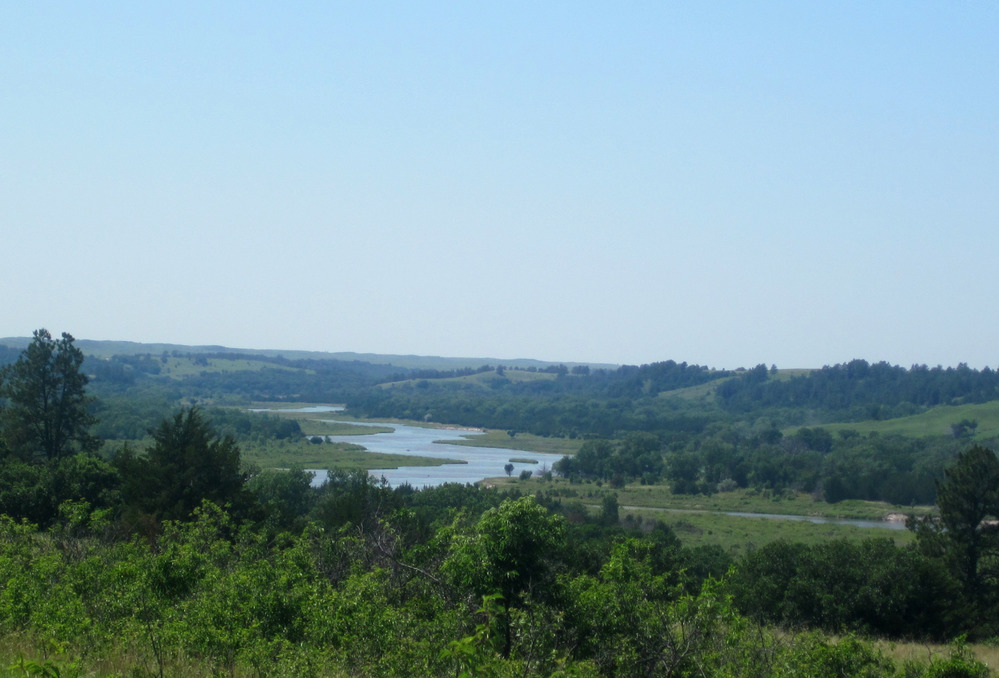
[2, 3, 997, 369]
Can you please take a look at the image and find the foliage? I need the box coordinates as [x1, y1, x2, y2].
[718, 359, 999, 419]
[7, 336, 999, 672]
[0, 330, 98, 461]
[727, 538, 957, 639]
[912, 445, 999, 634]
[115, 407, 253, 527]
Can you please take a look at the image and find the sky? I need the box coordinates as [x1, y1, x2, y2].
[2, 3, 997, 369]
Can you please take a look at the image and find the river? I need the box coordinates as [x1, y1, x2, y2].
[252, 406, 907, 529]
[314, 418, 566, 489]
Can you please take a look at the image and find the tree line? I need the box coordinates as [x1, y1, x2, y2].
[2, 331, 999, 675]
[717, 360, 999, 417]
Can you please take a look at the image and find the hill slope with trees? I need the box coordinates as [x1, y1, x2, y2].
[2, 331, 999, 675]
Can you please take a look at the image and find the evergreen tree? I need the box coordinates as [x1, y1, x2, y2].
[119, 407, 250, 524]
[913, 444, 999, 633]
[936, 445, 999, 601]
[0, 329, 98, 460]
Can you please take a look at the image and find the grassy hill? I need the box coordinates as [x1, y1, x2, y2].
[0, 337, 616, 372]
[382, 368, 560, 390]
[799, 400, 999, 440]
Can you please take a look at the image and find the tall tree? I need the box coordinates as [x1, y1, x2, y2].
[913, 444, 999, 632]
[0, 329, 98, 460]
[936, 445, 999, 598]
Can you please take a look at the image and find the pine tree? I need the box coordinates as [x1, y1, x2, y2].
[0, 329, 98, 460]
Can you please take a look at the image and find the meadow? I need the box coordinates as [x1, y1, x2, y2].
[239, 437, 456, 471]
[488, 476, 928, 556]
[803, 400, 999, 439]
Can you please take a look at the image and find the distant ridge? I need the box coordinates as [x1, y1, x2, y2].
[0, 337, 618, 372]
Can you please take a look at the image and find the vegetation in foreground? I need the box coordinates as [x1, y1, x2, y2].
[1, 331, 999, 676]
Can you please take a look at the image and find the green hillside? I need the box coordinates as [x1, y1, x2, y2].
[1, 337, 616, 372]
[801, 400, 999, 440]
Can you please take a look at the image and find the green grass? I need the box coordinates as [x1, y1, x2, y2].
[632, 509, 914, 557]
[878, 639, 999, 674]
[658, 377, 733, 401]
[381, 368, 558, 390]
[490, 477, 926, 555]
[244, 403, 394, 435]
[159, 357, 306, 379]
[246, 404, 577, 457]
[299, 420, 394, 436]
[658, 368, 817, 403]
[437, 429, 583, 456]
[490, 479, 931, 521]
[801, 401, 999, 439]
[240, 439, 458, 471]
[606, 485, 931, 521]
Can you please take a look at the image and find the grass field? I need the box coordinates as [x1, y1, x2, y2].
[246, 403, 395, 436]
[489, 476, 925, 555]
[159, 357, 306, 379]
[609, 485, 931, 521]
[878, 640, 999, 674]
[437, 428, 584, 456]
[656, 369, 813, 402]
[239, 439, 456, 471]
[243, 404, 937, 556]
[657, 379, 729, 401]
[381, 368, 559, 390]
[801, 400, 999, 440]
[492, 477, 931, 521]
[628, 508, 915, 556]
[299, 420, 395, 436]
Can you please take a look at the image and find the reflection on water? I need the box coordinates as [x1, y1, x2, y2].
[313, 419, 565, 489]
[249, 405, 345, 413]
[252, 408, 905, 530]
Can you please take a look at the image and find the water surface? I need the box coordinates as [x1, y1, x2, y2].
[315, 419, 565, 488]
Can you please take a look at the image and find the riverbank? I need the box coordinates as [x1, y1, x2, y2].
[489, 476, 934, 522]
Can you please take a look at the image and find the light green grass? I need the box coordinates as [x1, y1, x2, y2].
[608, 485, 930, 521]
[159, 357, 306, 379]
[300, 420, 395, 436]
[658, 369, 813, 401]
[502, 478, 916, 556]
[493, 477, 930, 522]
[632, 508, 915, 557]
[381, 368, 558, 389]
[803, 401, 999, 439]
[878, 640, 999, 673]
[240, 439, 458, 471]
[656, 377, 732, 401]
[657, 379, 731, 401]
[244, 403, 393, 435]
[438, 429, 583, 456]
